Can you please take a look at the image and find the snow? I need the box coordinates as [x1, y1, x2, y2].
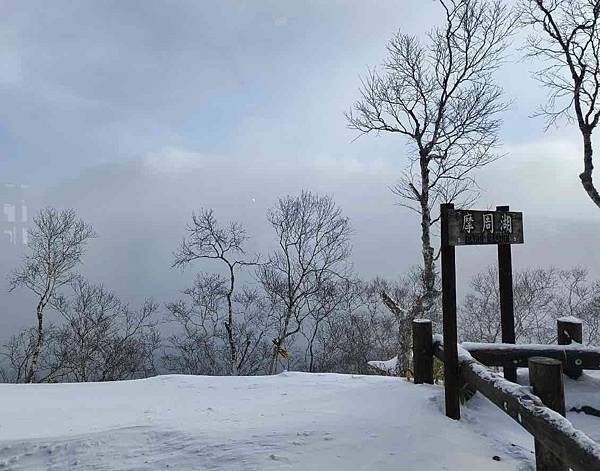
[367, 356, 398, 375]
[436, 336, 600, 463]
[0, 373, 535, 470]
[517, 369, 600, 444]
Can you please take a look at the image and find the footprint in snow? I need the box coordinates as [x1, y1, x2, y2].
[269, 454, 291, 463]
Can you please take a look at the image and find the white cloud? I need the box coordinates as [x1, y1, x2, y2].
[143, 147, 213, 173]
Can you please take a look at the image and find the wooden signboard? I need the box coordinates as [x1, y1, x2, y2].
[448, 209, 524, 246]
[440, 204, 523, 421]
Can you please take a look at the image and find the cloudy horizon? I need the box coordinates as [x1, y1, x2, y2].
[1, 0, 600, 337]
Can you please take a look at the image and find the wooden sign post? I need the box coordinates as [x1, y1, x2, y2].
[440, 203, 524, 420]
[441, 203, 460, 420]
[497, 205, 517, 383]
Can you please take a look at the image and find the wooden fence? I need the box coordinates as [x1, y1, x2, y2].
[412, 318, 600, 471]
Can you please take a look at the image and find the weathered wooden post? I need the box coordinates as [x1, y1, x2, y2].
[497, 205, 517, 383]
[439, 203, 523, 420]
[557, 317, 583, 379]
[441, 203, 460, 420]
[412, 319, 433, 384]
[529, 357, 567, 471]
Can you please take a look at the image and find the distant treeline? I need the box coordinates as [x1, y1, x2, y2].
[3, 195, 599, 383]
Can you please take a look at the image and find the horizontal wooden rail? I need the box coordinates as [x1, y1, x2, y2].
[460, 342, 600, 371]
[432, 335, 600, 471]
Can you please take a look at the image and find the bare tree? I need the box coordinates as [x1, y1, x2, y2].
[459, 266, 504, 343]
[521, 0, 600, 208]
[163, 274, 225, 375]
[377, 270, 431, 374]
[308, 278, 413, 375]
[553, 267, 600, 343]
[460, 266, 558, 343]
[347, 0, 514, 319]
[173, 209, 260, 375]
[53, 278, 160, 382]
[458, 265, 600, 345]
[1, 279, 159, 383]
[0, 329, 35, 383]
[163, 274, 271, 375]
[0, 326, 62, 383]
[258, 191, 352, 374]
[300, 278, 360, 372]
[8, 208, 95, 383]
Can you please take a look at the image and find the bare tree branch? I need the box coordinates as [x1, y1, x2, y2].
[347, 0, 514, 320]
[521, 0, 600, 208]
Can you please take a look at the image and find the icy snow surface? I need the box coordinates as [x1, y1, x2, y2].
[0, 372, 537, 470]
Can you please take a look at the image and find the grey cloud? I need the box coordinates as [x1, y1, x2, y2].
[1, 0, 599, 338]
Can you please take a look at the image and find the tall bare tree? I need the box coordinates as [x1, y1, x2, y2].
[173, 209, 259, 375]
[521, 0, 600, 208]
[347, 0, 514, 318]
[8, 208, 95, 383]
[258, 191, 352, 375]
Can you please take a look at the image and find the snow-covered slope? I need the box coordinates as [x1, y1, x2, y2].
[0, 372, 537, 470]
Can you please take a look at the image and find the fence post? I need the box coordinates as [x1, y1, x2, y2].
[557, 317, 583, 379]
[529, 357, 567, 471]
[412, 319, 433, 384]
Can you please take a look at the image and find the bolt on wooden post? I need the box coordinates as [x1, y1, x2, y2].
[528, 357, 567, 471]
[412, 319, 433, 384]
[557, 317, 583, 379]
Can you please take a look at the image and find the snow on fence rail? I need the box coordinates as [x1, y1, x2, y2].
[411, 319, 600, 471]
[461, 342, 600, 370]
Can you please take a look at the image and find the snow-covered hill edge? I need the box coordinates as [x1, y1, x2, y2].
[0, 372, 540, 470]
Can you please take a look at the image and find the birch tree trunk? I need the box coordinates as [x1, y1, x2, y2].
[580, 130, 600, 209]
[225, 265, 239, 376]
[419, 157, 437, 320]
[25, 291, 49, 383]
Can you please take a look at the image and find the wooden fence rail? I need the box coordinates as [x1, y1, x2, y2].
[412, 319, 600, 471]
[460, 342, 600, 372]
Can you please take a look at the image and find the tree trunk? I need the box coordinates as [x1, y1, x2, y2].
[419, 156, 436, 319]
[268, 343, 279, 375]
[579, 130, 600, 209]
[225, 320, 238, 376]
[25, 298, 46, 383]
[269, 307, 293, 375]
[226, 266, 238, 376]
[308, 323, 319, 373]
[398, 317, 412, 375]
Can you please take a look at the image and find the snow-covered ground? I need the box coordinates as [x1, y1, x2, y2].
[0, 372, 537, 470]
[0, 371, 596, 470]
[520, 370, 600, 444]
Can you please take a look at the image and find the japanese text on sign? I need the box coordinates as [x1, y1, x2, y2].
[447, 209, 523, 246]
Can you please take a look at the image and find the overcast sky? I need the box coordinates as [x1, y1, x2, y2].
[1, 0, 599, 334]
